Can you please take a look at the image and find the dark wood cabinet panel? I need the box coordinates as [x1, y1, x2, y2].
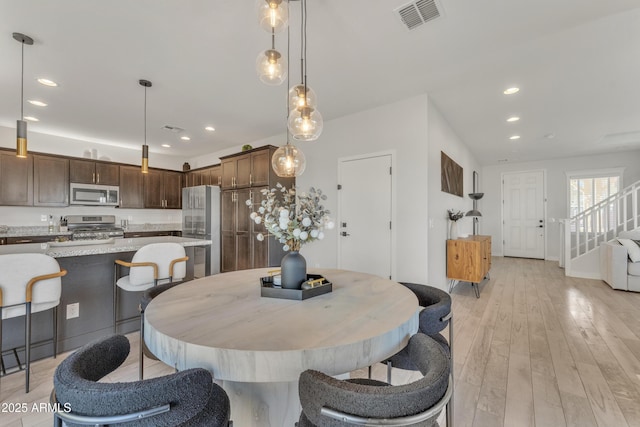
[221, 190, 236, 234]
[70, 160, 119, 185]
[250, 150, 270, 186]
[236, 234, 251, 270]
[144, 169, 182, 209]
[95, 163, 119, 185]
[33, 155, 69, 206]
[143, 169, 164, 208]
[236, 188, 251, 233]
[221, 232, 236, 272]
[7, 235, 67, 244]
[235, 154, 251, 188]
[69, 159, 96, 184]
[221, 159, 236, 189]
[163, 171, 182, 208]
[210, 165, 221, 186]
[0, 152, 33, 206]
[119, 165, 144, 208]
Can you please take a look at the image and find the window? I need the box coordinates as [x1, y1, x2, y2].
[567, 169, 623, 232]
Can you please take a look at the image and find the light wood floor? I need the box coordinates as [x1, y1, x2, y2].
[1, 257, 640, 426]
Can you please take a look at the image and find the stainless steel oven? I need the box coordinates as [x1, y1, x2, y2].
[70, 183, 119, 206]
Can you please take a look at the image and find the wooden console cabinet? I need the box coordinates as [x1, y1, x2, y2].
[446, 235, 491, 298]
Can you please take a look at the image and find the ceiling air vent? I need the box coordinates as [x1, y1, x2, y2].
[395, 0, 442, 31]
[162, 125, 184, 133]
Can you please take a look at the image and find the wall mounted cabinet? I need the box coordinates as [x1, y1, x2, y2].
[0, 151, 33, 206]
[70, 159, 119, 185]
[33, 155, 69, 207]
[144, 169, 182, 209]
[118, 165, 144, 208]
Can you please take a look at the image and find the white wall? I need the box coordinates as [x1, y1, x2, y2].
[482, 149, 640, 260]
[427, 102, 480, 289]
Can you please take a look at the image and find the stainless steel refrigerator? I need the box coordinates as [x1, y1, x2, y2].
[182, 185, 221, 277]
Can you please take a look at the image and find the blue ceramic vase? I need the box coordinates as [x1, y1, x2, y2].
[281, 250, 307, 289]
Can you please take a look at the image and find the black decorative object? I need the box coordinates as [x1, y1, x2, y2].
[260, 274, 332, 300]
[280, 250, 306, 289]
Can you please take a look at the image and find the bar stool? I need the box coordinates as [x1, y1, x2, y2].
[0, 253, 67, 393]
[113, 243, 188, 333]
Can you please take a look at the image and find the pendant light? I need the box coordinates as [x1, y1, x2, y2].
[288, 0, 323, 141]
[256, 29, 287, 85]
[13, 33, 34, 158]
[139, 79, 152, 174]
[257, 0, 288, 33]
[272, 22, 306, 177]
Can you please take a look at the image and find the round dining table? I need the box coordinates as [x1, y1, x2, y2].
[144, 268, 419, 426]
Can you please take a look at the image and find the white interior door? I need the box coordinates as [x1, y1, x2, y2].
[338, 154, 392, 279]
[503, 171, 545, 259]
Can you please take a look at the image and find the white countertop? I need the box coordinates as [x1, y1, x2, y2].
[0, 236, 211, 258]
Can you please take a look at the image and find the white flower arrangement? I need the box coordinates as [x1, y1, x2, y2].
[247, 183, 334, 251]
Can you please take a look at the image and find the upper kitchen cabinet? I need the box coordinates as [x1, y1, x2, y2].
[119, 165, 144, 208]
[33, 154, 69, 206]
[209, 165, 221, 186]
[220, 146, 283, 190]
[144, 169, 182, 209]
[0, 151, 33, 206]
[70, 159, 119, 185]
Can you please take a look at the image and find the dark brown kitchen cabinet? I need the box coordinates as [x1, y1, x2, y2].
[144, 169, 182, 209]
[7, 235, 67, 244]
[209, 165, 222, 186]
[221, 188, 251, 272]
[119, 165, 144, 208]
[70, 159, 119, 185]
[33, 154, 69, 206]
[0, 151, 33, 206]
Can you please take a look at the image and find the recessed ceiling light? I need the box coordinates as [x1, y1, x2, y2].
[544, 133, 555, 139]
[205, 126, 215, 132]
[28, 100, 47, 107]
[506, 116, 520, 122]
[509, 135, 520, 140]
[24, 116, 39, 122]
[161, 143, 171, 148]
[503, 87, 519, 95]
[180, 136, 191, 141]
[37, 78, 58, 87]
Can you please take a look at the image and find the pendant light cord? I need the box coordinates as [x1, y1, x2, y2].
[286, 20, 291, 145]
[303, 0, 307, 91]
[144, 86, 147, 146]
[20, 41, 25, 120]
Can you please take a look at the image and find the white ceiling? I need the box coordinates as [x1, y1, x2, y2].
[1, 0, 639, 165]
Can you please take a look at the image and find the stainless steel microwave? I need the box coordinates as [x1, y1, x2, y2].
[70, 183, 119, 206]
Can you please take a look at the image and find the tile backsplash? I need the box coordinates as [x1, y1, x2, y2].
[0, 206, 181, 227]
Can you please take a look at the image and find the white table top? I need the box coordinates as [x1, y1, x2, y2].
[144, 268, 419, 382]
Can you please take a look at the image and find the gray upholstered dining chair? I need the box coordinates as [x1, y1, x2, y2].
[113, 242, 188, 333]
[375, 282, 453, 426]
[138, 280, 186, 379]
[0, 253, 67, 393]
[298, 333, 451, 426]
[52, 334, 232, 427]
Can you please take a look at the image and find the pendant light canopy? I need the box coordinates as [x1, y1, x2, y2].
[139, 79, 152, 174]
[272, 143, 306, 177]
[13, 32, 33, 158]
[257, 0, 288, 33]
[288, 0, 323, 141]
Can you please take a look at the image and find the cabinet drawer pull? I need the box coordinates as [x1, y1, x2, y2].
[97, 173, 100, 184]
[92, 172, 95, 183]
[249, 174, 252, 186]
[15, 239, 33, 243]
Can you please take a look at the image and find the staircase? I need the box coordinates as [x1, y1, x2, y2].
[562, 180, 640, 278]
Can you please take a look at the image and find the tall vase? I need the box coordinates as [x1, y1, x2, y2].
[449, 221, 458, 240]
[281, 250, 307, 289]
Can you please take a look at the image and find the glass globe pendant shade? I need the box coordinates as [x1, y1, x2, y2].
[256, 49, 287, 86]
[257, 0, 288, 33]
[288, 106, 323, 141]
[288, 84, 317, 109]
[272, 144, 306, 177]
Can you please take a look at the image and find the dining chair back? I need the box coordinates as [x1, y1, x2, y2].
[0, 253, 66, 392]
[52, 334, 232, 427]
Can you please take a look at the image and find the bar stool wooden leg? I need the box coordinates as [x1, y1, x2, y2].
[25, 302, 31, 393]
[53, 306, 58, 358]
[139, 311, 144, 380]
[113, 263, 118, 333]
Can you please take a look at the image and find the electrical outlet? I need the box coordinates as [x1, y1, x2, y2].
[41, 214, 48, 222]
[66, 303, 79, 319]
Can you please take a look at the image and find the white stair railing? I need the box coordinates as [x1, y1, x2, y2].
[563, 180, 640, 276]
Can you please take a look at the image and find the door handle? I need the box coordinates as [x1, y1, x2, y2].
[341, 231, 350, 237]
[538, 225, 544, 228]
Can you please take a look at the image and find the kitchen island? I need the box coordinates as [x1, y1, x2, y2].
[0, 236, 212, 368]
